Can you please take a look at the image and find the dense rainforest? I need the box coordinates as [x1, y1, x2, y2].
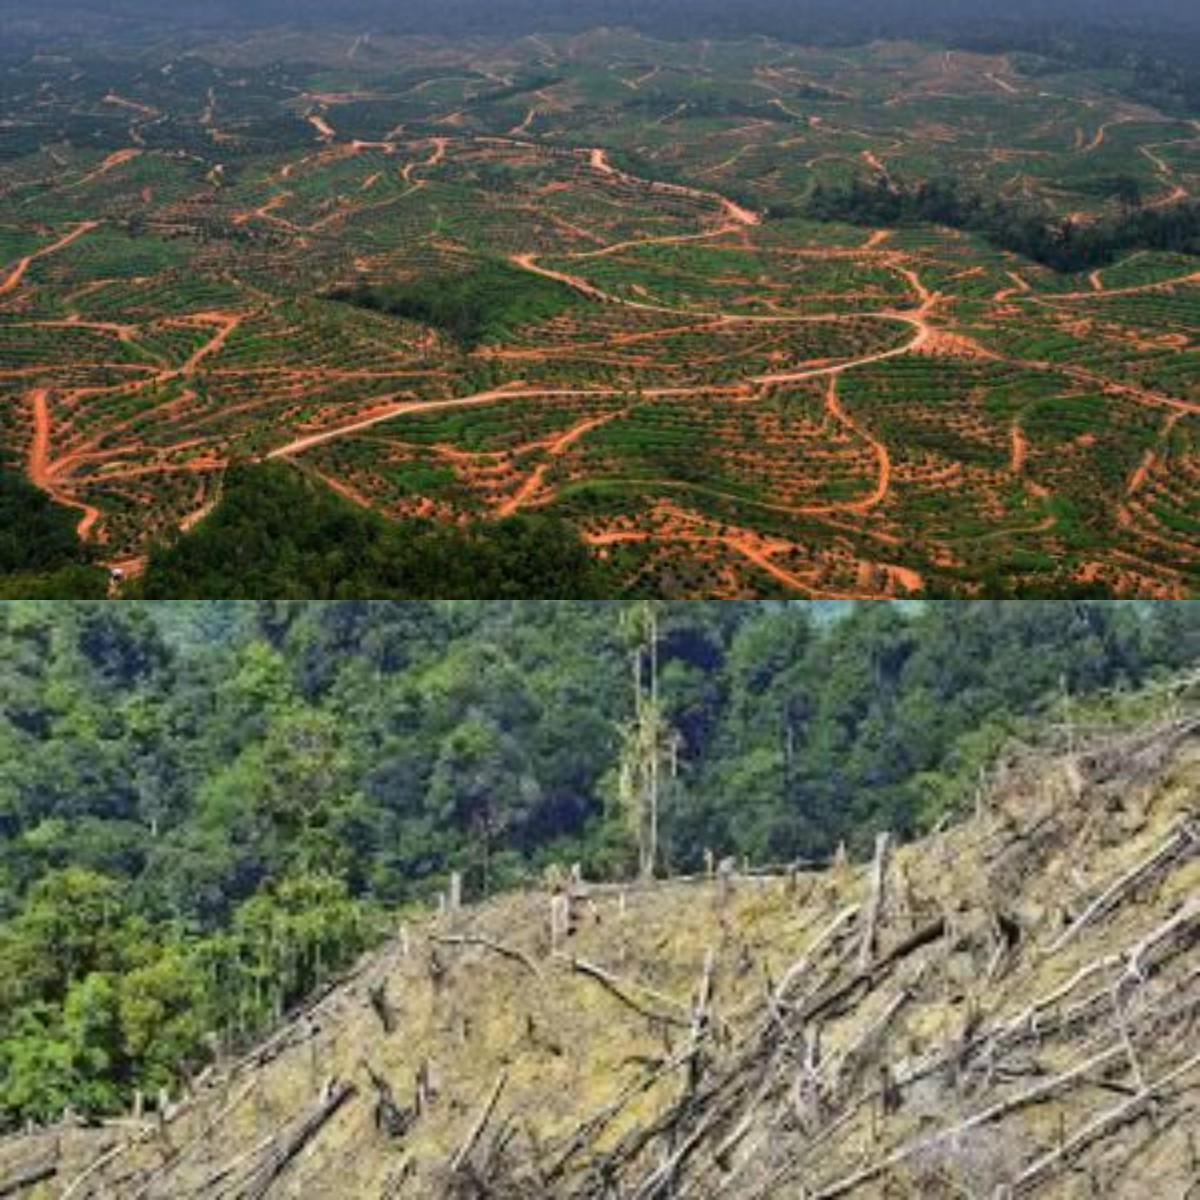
[135, 464, 611, 599]
[805, 178, 1200, 273]
[0, 471, 107, 600]
[0, 463, 612, 600]
[0, 600, 1196, 1127]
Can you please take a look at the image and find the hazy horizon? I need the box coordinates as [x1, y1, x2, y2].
[4, 0, 1200, 38]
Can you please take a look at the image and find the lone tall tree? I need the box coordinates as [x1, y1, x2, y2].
[619, 602, 674, 881]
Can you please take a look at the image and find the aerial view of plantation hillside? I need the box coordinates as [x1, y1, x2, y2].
[1, 0, 1198, 597]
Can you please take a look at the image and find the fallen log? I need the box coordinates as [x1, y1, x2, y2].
[450, 1070, 509, 1177]
[1009, 1049, 1200, 1194]
[1046, 817, 1200, 954]
[0, 1162, 57, 1198]
[240, 1079, 357, 1200]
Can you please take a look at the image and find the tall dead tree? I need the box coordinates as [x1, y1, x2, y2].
[619, 602, 678, 882]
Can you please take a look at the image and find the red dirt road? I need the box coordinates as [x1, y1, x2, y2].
[496, 410, 624, 516]
[26, 389, 102, 539]
[0, 221, 99, 298]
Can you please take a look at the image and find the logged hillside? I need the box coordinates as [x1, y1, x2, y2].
[3, 710, 1197, 1198]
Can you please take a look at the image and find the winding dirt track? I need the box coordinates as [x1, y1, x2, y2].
[268, 384, 589, 459]
[587, 146, 760, 227]
[175, 314, 242, 375]
[24, 115, 1192, 594]
[1034, 268, 1200, 303]
[823, 378, 891, 512]
[62, 149, 141, 191]
[0, 221, 99, 297]
[1010, 422, 1029, 475]
[264, 139, 940, 556]
[26, 389, 102, 539]
[496, 411, 625, 517]
[1126, 411, 1183, 497]
[267, 319, 927, 467]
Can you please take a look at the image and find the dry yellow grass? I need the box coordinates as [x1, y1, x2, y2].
[2, 714, 1197, 1198]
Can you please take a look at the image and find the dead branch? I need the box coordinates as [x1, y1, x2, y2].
[808, 1037, 1130, 1199]
[59, 1140, 129, 1200]
[239, 1079, 357, 1200]
[1009, 1050, 1200, 1194]
[543, 1046, 699, 1183]
[829, 977, 919, 1100]
[988, 898, 1200, 1055]
[568, 957, 691, 1028]
[769, 905, 860, 1010]
[805, 983, 1200, 1200]
[132, 1078, 259, 1198]
[1046, 817, 1200, 954]
[432, 933, 542, 979]
[192, 1133, 275, 1196]
[450, 1070, 509, 1177]
[801, 918, 946, 1025]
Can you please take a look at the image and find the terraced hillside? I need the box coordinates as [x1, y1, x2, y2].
[1, 711, 1197, 1197]
[1, 30, 1197, 594]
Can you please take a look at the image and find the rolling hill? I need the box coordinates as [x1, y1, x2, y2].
[3, 703, 1197, 1198]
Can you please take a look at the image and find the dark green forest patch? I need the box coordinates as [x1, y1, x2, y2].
[327, 260, 578, 348]
[135, 461, 613, 598]
[0, 470, 108, 598]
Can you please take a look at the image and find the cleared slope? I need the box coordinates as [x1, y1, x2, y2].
[1, 715, 1198, 1198]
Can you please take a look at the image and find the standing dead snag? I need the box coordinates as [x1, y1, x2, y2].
[368, 979, 397, 1034]
[858, 832, 892, 971]
[363, 1063, 417, 1140]
[415, 1059, 438, 1115]
[619, 601, 675, 882]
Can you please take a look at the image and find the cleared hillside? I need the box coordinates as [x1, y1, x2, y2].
[1, 711, 1198, 1198]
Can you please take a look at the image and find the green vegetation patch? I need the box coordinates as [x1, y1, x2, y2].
[0, 469, 107, 597]
[328, 259, 578, 348]
[135, 461, 612, 598]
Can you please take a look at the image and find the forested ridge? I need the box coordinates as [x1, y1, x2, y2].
[0, 600, 1196, 1128]
[0, 463, 612, 600]
[135, 464, 611, 600]
[805, 177, 1200, 273]
[0, 471, 106, 600]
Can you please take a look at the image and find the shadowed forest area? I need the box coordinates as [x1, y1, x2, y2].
[0, 599, 1196, 1129]
[806, 179, 1200, 273]
[0, 465, 612, 600]
[135, 465, 612, 599]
